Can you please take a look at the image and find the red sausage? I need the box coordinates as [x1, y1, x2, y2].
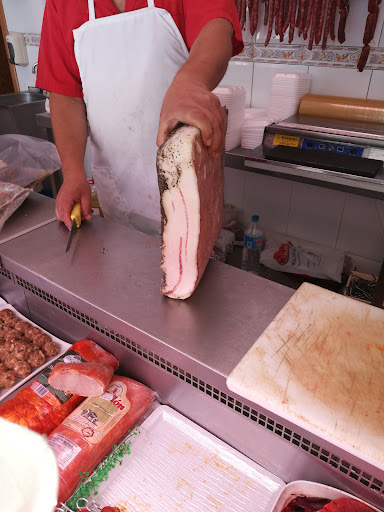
[48, 362, 114, 396]
[329, 0, 337, 40]
[49, 375, 154, 505]
[363, 11, 379, 45]
[250, 0, 260, 36]
[308, 0, 320, 50]
[315, 0, 327, 45]
[337, 5, 348, 44]
[289, 0, 298, 42]
[303, 0, 314, 39]
[283, 0, 294, 32]
[322, 0, 336, 49]
[357, 44, 371, 72]
[298, 0, 308, 36]
[264, 0, 270, 25]
[265, 0, 276, 45]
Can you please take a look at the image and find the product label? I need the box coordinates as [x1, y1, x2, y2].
[244, 234, 262, 250]
[48, 433, 81, 470]
[62, 381, 131, 445]
[273, 134, 300, 147]
[274, 241, 321, 268]
[31, 350, 86, 406]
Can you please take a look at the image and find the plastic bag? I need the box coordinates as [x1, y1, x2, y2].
[260, 231, 345, 282]
[0, 182, 31, 231]
[0, 134, 61, 188]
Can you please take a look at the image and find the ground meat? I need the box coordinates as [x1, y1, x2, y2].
[0, 362, 6, 372]
[13, 340, 33, 361]
[4, 330, 23, 342]
[28, 349, 46, 368]
[0, 309, 15, 320]
[13, 360, 32, 379]
[5, 316, 19, 328]
[0, 344, 8, 361]
[33, 333, 51, 347]
[14, 320, 30, 334]
[0, 370, 16, 388]
[4, 354, 18, 370]
[24, 326, 41, 340]
[43, 341, 60, 357]
[4, 339, 16, 353]
[0, 324, 13, 333]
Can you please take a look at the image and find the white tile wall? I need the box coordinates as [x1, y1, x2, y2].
[3, 0, 45, 34]
[367, 71, 384, 101]
[308, 67, 373, 98]
[15, 45, 40, 92]
[251, 63, 308, 108]
[221, 61, 254, 107]
[287, 183, 345, 248]
[223, 167, 245, 212]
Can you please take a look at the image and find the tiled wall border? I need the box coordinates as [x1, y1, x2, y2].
[23, 32, 384, 70]
[234, 43, 384, 70]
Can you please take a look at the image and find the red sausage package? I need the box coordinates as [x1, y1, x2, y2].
[48, 375, 154, 505]
[0, 339, 119, 434]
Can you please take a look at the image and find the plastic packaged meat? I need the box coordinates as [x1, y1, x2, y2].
[48, 362, 114, 396]
[48, 375, 154, 505]
[0, 339, 119, 434]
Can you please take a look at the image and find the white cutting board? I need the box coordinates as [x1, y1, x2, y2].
[227, 282, 384, 470]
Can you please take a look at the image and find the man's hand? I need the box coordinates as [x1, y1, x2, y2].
[55, 173, 92, 229]
[156, 18, 234, 157]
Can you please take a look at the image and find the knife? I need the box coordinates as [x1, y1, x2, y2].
[65, 203, 82, 253]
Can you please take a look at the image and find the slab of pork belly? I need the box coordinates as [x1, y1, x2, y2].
[157, 125, 224, 300]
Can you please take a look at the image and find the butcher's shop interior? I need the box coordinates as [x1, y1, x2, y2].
[0, 1, 383, 511]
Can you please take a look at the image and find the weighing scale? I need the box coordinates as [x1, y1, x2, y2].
[262, 115, 384, 178]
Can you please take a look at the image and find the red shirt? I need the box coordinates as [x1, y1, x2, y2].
[37, 0, 243, 97]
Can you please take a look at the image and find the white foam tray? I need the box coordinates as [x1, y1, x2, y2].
[0, 299, 71, 402]
[270, 480, 382, 512]
[92, 405, 285, 512]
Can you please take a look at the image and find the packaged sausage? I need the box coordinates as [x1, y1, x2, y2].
[48, 362, 114, 396]
[48, 375, 154, 505]
[0, 339, 119, 434]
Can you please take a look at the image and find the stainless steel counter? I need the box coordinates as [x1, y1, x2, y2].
[0, 198, 383, 509]
[0, 192, 56, 245]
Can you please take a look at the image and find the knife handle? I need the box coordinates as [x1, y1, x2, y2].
[70, 203, 82, 228]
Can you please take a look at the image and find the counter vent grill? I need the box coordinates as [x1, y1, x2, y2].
[11, 272, 384, 499]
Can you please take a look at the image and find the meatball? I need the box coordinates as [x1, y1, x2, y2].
[0, 309, 15, 320]
[28, 349, 46, 368]
[4, 330, 23, 342]
[0, 344, 8, 362]
[43, 341, 60, 358]
[15, 320, 30, 334]
[33, 333, 51, 347]
[0, 370, 16, 388]
[13, 360, 32, 379]
[13, 340, 32, 361]
[0, 324, 12, 333]
[4, 354, 18, 370]
[24, 325, 41, 341]
[5, 316, 18, 328]
[0, 362, 7, 372]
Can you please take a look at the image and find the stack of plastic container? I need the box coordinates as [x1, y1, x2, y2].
[213, 85, 246, 151]
[241, 108, 269, 150]
[268, 72, 311, 123]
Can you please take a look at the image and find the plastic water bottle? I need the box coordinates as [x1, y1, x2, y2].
[242, 215, 263, 275]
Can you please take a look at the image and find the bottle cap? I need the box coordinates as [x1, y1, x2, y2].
[252, 215, 259, 222]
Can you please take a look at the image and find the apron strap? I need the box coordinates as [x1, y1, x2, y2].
[88, 0, 96, 21]
[147, 0, 155, 7]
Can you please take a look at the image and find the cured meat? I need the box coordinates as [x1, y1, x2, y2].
[322, 498, 375, 512]
[0, 339, 119, 434]
[48, 362, 114, 396]
[49, 375, 154, 505]
[157, 125, 224, 300]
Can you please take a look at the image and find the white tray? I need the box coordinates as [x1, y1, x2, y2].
[91, 405, 285, 512]
[0, 300, 71, 403]
[270, 480, 382, 512]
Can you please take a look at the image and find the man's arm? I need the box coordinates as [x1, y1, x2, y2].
[50, 93, 93, 229]
[156, 18, 234, 158]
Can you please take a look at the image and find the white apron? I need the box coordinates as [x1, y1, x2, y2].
[73, 0, 188, 235]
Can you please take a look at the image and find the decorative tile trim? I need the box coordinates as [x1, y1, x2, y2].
[234, 43, 384, 71]
[23, 33, 41, 46]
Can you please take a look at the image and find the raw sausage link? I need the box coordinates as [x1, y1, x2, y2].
[250, 0, 260, 36]
[278, 0, 286, 40]
[337, 4, 349, 44]
[289, 0, 298, 42]
[296, 0, 302, 27]
[315, 0, 328, 46]
[264, 0, 270, 25]
[322, 0, 336, 49]
[308, 0, 320, 49]
[329, 0, 337, 40]
[298, 0, 308, 36]
[363, 11, 379, 45]
[265, 0, 276, 45]
[283, 0, 294, 32]
[357, 44, 371, 72]
[303, 0, 314, 39]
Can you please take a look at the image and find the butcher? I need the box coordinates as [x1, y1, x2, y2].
[36, 0, 243, 235]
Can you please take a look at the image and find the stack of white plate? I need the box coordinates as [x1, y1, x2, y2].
[268, 72, 311, 123]
[244, 107, 268, 119]
[213, 85, 246, 151]
[241, 118, 269, 149]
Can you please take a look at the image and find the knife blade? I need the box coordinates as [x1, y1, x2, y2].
[65, 203, 82, 253]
